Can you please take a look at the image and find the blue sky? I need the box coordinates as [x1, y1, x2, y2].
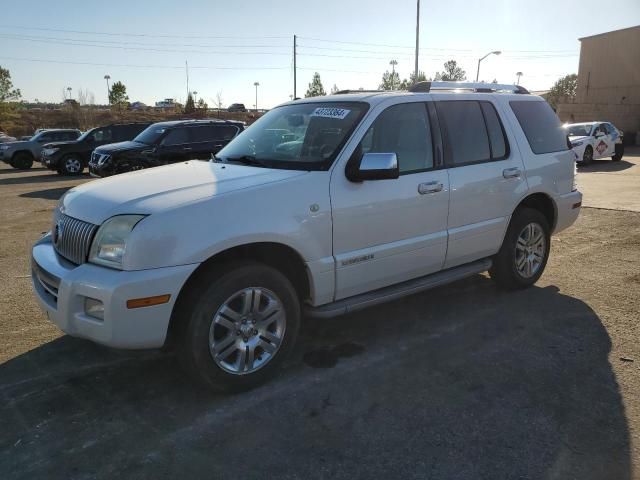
[1, 0, 638, 108]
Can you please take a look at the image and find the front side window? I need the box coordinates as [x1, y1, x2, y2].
[161, 127, 189, 146]
[217, 102, 368, 170]
[92, 129, 112, 142]
[510, 100, 568, 154]
[358, 102, 433, 174]
[436, 101, 490, 165]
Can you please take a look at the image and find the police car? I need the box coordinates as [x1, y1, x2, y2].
[564, 121, 624, 165]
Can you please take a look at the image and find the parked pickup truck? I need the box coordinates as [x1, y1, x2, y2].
[0, 129, 81, 169]
[31, 82, 582, 392]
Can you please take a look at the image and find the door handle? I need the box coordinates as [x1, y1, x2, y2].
[503, 167, 521, 179]
[418, 181, 443, 195]
[183, 146, 193, 151]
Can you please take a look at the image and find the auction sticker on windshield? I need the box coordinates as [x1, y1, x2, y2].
[310, 107, 351, 119]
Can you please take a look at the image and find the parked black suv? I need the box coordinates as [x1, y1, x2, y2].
[88, 119, 245, 177]
[227, 103, 247, 113]
[41, 123, 150, 175]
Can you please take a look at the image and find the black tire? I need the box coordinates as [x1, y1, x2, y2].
[12, 152, 33, 170]
[581, 146, 593, 166]
[175, 262, 300, 392]
[58, 154, 84, 176]
[612, 144, 624, 162]
[489, 208, 551, 290]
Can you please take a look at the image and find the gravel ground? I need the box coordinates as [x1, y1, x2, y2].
[0, 153, 639, 479]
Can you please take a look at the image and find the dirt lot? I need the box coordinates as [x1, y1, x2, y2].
[1, 151, 639, 479]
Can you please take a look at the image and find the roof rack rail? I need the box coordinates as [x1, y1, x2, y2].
[408, 81, 529, 94]
[333, 89, 385, 95]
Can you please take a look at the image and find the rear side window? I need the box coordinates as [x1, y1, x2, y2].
[480, 102, 507, 159]
[436, 101, 490, 165]
[191, 125, 240, 143]
[510, 100, 568, 154]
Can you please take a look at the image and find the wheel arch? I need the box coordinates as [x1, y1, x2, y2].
[515, 192, 557, 232]
[164, 241, 311, 347]
[11, 149, 34, 160]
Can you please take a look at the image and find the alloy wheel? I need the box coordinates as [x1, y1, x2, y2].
[209, 287, 286, 375]
[514, 222, 546, 278]
[65, 157, 82, 173]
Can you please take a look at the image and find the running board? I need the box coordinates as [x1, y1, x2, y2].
[305, 258, 492, 319]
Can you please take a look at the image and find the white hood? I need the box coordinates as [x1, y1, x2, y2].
[61, 161, 307, 225]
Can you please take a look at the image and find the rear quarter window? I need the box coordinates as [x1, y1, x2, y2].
[510, 100, 568, 154]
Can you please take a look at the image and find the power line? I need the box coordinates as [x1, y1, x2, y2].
[0, 25, 288, 40]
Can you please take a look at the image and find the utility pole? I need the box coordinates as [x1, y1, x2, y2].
[104, 74, 111, 104]
[293, 34, 297, 99]
[254, 82, 260, 112]
[185, 60, 190, 103]
[414, 0, 420, 83]
[389, 59, 398, 90]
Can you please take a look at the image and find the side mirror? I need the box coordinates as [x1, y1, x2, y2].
[594, 131, 604, 137]
[347, 152, 399, 182]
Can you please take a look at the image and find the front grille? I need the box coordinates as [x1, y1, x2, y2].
[53, 214, 98, 265]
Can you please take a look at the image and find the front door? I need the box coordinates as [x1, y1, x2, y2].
[157, 126, 191, 164]
[331, 101, 450, 300]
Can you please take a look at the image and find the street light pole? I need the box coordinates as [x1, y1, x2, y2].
[414, 0, 420, 83]
[254, 82, 260, 112]
[389, 59, 398, 90]
[515, 71, 523, 85]
[104, 74, 111, 104]
[475, 50, 501, 82]
[66, 87, 72, 100]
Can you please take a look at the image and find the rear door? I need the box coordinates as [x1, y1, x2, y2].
[436, 98, 528, 268]
[592, 124, 610, 158]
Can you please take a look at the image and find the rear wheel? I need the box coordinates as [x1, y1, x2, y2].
[612, 144, 624, 162]
[489, 208, 551, 290]
[59, 154, 84, 175]
[581, 146, 593, 166]
[175, 262, 300, 392]
[12, 152, 33, 170]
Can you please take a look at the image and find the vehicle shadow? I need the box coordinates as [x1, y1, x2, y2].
[20, 187, 73, 200]
[578, 159, 634, 172]
[0, 276, 630, 480]
[0, 167, 48, 175]
[0, 172, 91, 186]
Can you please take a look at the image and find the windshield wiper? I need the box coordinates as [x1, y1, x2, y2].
[224, 155, 267, 167]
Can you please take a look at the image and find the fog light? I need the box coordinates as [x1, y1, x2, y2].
[84, 297, 104, 320]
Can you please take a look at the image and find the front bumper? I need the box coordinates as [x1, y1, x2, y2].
[554, 190, 582, 234]
[31, 234, 199, 349]
[41, 152, 62, 169]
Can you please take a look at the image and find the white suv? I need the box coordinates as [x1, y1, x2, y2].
[31, 82, 582, 391]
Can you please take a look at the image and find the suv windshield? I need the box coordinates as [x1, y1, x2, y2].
[217, 102, 368, 170]
[565, 124, 592, 137]
[134, 125, 169, 145]
[77, 128, 96, 142]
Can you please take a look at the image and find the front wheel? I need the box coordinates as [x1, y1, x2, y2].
[176, 262, 300, 392]
[612, 144, 624, 162]
[12, 152, 33, 170]
[489, 208, 551, 290]
[58, 155, 84, 175]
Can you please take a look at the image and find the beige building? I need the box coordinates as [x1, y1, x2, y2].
[557, 25, 640, 142]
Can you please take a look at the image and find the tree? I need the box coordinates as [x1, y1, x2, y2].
[546, 74, 578, 109]
[108, 81, 129, 110]
[214, 91, 224, 111]
[400, 71, 430, 89]
[305, 72, 326, 97]
[0, 66, 21, 103]
[197, 98, 208, 110]
[184, 93, 196, 113]
[379, 70, 401, 90]
[434, 60, 466, 81]
[330, 84, 340, 94]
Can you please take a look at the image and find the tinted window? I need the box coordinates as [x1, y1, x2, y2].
[190, 125, 239, 143]
[359, 103, 433, 173]
[38, 133, 54, 142]
[436, 101, 490, 165]
[510, 100, 568, 154]
[480, 102, 507, 159]
[91, 128, 112, 142]
[161, 127, 189, 146]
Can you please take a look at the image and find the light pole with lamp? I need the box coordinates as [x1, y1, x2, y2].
[104, 75, 111, 104]
[475, 50, 501, 82]
[66, 87, 72, 100]
[515, 71, 523, 85]
[389, 59, 398, 89]
[253, 82, 259, 112]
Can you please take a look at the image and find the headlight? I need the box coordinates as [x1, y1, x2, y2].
[89, 215, 145, 269]
[571, 141, 584, 147]
[97, 154, 111, 166]
[0, 145, 9, 150]
[43, 147, 59, 155]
